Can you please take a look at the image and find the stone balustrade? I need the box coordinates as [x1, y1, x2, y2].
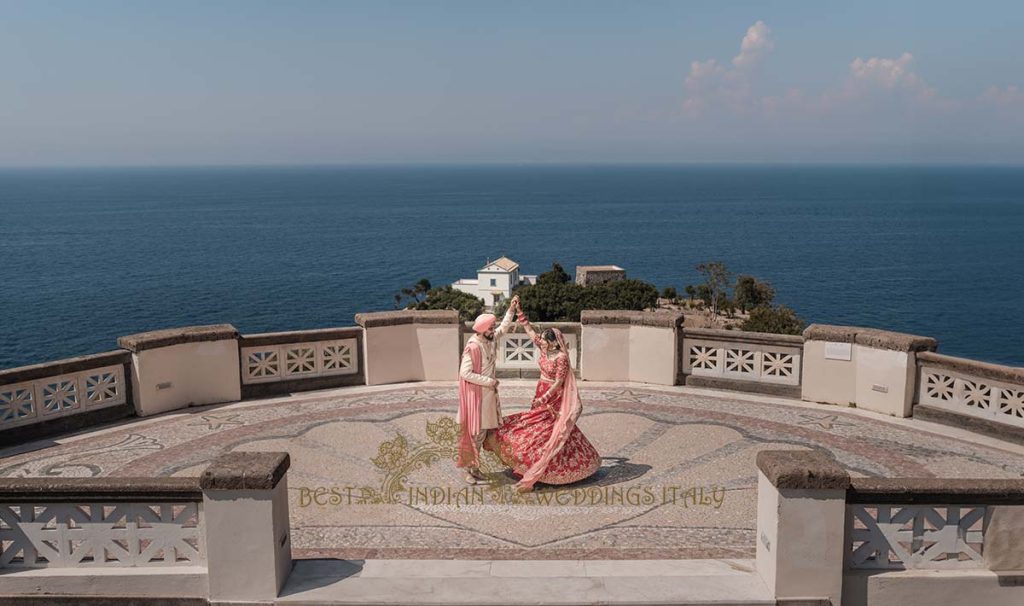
[0, 350, 133, 443]
[680, 327, 804, 397]
[756, 449, 1024, 606]
[239, 327, 364, 398]
[913, 351, 1024, 441]
[0, 451, 291, 602]
[3, 310, 1024, 448]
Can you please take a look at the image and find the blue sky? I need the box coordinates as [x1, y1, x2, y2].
[2, 1, 1023, 165]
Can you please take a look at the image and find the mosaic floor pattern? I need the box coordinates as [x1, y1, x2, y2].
[4, 382, 1024, 560]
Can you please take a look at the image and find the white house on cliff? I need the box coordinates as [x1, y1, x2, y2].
[452, 256, 537, 309]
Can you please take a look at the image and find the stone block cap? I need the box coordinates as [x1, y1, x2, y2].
[756, 449, 851, 490]
[118, 324, 239, 352]
[917, 351, 1024, 385]
[200, 451, 291, 490]
[580, 310, 684, 328]
[848, 477, 1024, 505]
[0, 477, 202, 502]
[803, 324, 937, 352]
[355, 309, 460, 328]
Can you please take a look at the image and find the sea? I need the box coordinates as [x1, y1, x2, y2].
[1, 165, 1022, 369]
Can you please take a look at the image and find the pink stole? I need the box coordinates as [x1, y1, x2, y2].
[457, 340, 483, 468]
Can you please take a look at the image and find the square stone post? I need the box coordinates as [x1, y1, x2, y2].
[756, 450, 851, 606]
[355, 310, 461, 385]
[985, 505, 1024, 571]
[201, 452, 292, 603]
[118, 324, 241, 416]
[801, 324, 937, 417]
[580, 310, 684, 385]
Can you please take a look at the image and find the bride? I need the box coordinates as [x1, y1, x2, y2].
[485, 298, 601, 492]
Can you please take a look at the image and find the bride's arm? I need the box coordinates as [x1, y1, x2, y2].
[515, 299, 540, 341]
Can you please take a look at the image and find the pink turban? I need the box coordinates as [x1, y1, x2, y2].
[472, 313, 497, 333]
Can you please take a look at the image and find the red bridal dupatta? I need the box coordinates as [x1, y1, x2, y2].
[457, 339, 483, 468]
[518, 329, 584, 489]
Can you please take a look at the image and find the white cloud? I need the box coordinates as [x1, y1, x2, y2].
[847, 52, 937, 101]
[682, 22, 973, 121]
[682, 21, 771, 116]
[732, 21, 774, 69]
[981, 85, 1024, 106]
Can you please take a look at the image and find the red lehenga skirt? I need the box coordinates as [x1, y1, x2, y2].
[485, 382, 601, 485]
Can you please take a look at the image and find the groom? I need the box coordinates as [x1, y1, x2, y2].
[457, 295, 519, 483]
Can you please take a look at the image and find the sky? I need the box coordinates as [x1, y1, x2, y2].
[2, 0, 1024, 166]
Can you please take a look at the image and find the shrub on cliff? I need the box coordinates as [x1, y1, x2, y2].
[536, 262, 572, 286]
[740, 305, 805, 335]
[515, 278, 657, 322]
[412, 286, 484, 322]
[734, 275, 775, 313]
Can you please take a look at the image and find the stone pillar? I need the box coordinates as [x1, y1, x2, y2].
[801, 324, 937, 417]
[580, 310, 684, 385]
[755, 450, 851, 606]
[985, 505, 1024, 571]
[355, 310, 461, 385]
[118, 324, 241, 417]
[201, 451, 292, 603]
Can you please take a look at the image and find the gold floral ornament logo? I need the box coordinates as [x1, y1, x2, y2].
[365, 417, 506, 503]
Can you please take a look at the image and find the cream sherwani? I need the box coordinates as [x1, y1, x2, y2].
[458, 307, 516, 432]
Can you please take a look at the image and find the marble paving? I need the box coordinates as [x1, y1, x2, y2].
[4, 381, 1024, 560]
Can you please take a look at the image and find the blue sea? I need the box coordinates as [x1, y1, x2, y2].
[1, 165, 1022, 369]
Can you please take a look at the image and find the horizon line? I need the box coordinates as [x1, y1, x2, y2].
[2, 161, 1024, 170]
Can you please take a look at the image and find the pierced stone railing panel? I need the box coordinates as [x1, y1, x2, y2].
[847, 504, 986, 570]
[682, 337, 802, 386]
[241, 338, 358, 385]
[0, 364, 128, 430]
[0, 502, 204, 568]
[919, 364, 1024, 429]
[498, 333, 579, 370]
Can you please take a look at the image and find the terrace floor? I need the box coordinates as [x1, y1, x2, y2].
[3, 381, 1024, 560]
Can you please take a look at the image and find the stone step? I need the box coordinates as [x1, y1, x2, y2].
[275, 559, 775, 605]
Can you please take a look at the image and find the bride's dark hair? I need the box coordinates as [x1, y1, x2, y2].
[542, 328, 560, 349]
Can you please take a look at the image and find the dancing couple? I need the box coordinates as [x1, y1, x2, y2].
[456, 295, 601, 493]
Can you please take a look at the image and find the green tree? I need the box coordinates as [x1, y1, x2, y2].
[493, 297, 511, 318]
[413, 286, 484, 322]
[536, 262, 572, 286]
[515, 278, 658, 321]
[740, 305, 805, 335]
[684, 284, 696, 303]
[734, 275, 776, 313]
[696, 262, 731, 316]
[515, 281, 584, 321]
[662, 286, 678, 301]
[584, 279, 659, 312]
[721, 296, 736, 318]
[695, 284, 713, 307]
[396, 278, 432, 307]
